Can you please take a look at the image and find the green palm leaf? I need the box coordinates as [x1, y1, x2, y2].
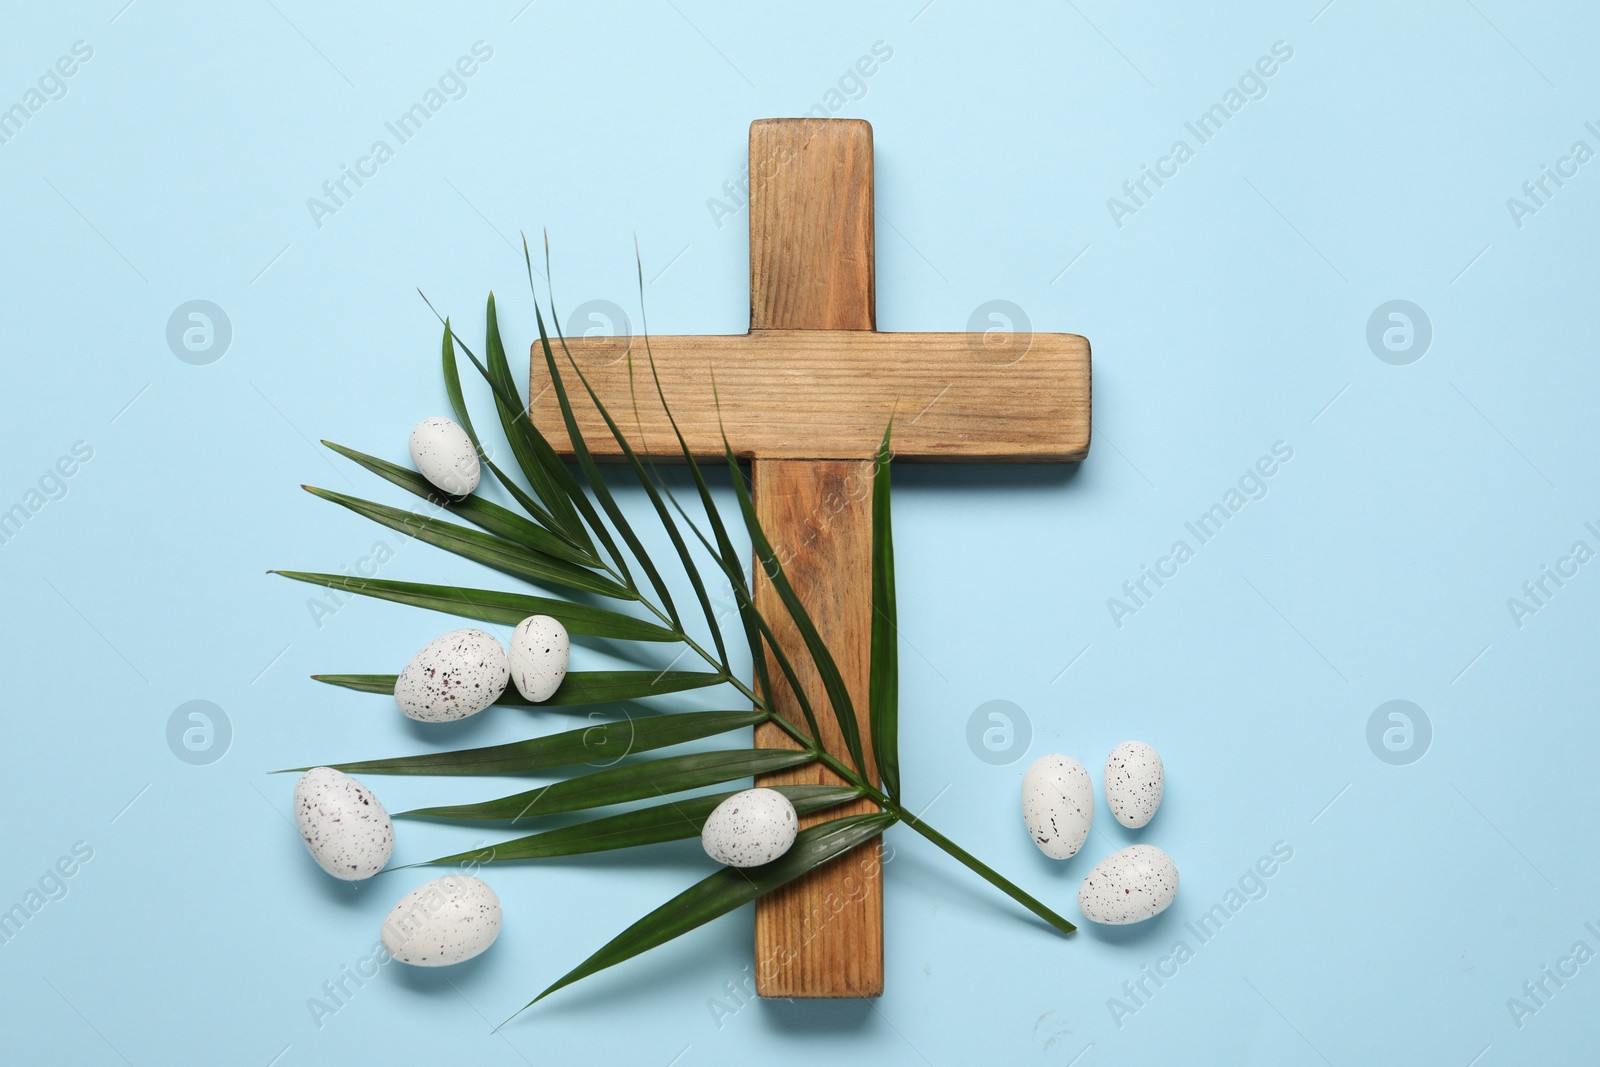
[303, 485, 632, 601]
[533, 303, 681, 628]
[312, 669, 727, 706]
[480, 294, 596, 557]
[635, 330, 781, 718]
[625, 323, 826, 747]
[320, 440, 596, 568]
[271, 571, 675, 642]
[868, 422, 900, 801]
[438, 315, 592, 557]
[517, 812, 897, 1019]
[297, 709, 765, 776]
[449, 296, 628, 583]
[546, 285, 730, 672]
[399, 748, 816, 822]
[658, 504, 827, 748]
[722, 437, 870, 781]
[417, 784, 861, 865]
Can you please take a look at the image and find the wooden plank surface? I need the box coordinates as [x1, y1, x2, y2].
[528, 330, 1091, 462]
[747, 117, 882, 999]
[748, 118, 875, 332]
[749, 458, 884, 998]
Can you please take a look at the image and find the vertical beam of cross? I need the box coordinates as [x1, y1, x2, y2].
[745, 118, 884, 998]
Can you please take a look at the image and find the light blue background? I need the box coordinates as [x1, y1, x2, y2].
[2, 1, 1596, 1063]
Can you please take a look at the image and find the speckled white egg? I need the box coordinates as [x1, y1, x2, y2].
[408, 416, 480, 496]
[380, 875, 502, 966]
[701, 788, 798, 868]
[393, 628, 509, 722]
[1078, 844, 1179, 925]
[294, 767, 394, 880]
[509, 614, 569, 703]
[1104, 740, 1164, 829]
[1021, 754, 1094, 859]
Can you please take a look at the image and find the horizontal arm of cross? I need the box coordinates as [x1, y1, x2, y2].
[529, 329, 1090, 462]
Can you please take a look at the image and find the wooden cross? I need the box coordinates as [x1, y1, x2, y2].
[530, 118, 1090, 997]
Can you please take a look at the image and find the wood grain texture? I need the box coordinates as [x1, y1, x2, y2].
[749, 458, 884, 998]
[748, 118, 874, 331]
[529, 331, 1090, 462]
[748, 117, 882, 999]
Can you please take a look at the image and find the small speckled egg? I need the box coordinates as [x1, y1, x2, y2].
[1104, 740, 1164, 829]
[380, 875, 502, 966]
[509, 615, 569, 703]
[1021, 754, 1094, 859]
[408, 416, 480, 496]
[701, 788, 798, 868]
[1078, 844, 1179, 925]
[294, 767, 393, 880]
[393, 628, 509, 722]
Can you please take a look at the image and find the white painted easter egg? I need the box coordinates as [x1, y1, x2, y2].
[380, 875, 502, 966]
[701, 788, 798, 868]
[1104, 740, 1164, 829]
[393, 628, 509, 722]
[408, 416, 480, 496]
[294, 767, 393, 880]
[1021, 754, 1094, 859]
[509, 614, 569, 703]
[1078, 844, 1179, 925]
